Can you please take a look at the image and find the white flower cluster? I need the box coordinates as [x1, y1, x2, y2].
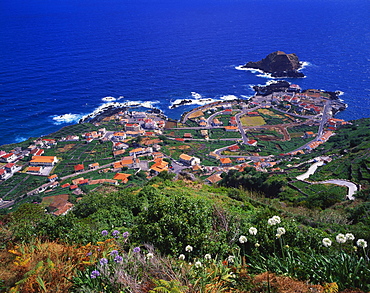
[185, 245, 193, 252]
[322, 233, 368, 249]
[239, 235, 247, 244]
[276, 227, 286, 238]
[268, 215, 281, 226]
[249, 227, 258, 235]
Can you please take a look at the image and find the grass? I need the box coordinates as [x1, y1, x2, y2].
[240, 115, 266, 127]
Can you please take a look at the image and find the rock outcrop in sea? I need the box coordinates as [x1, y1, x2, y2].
[243, 51, 305, 78]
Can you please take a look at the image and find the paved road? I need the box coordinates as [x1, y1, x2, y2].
[318, 179, 357, 200]
[296, 158, 357, 200]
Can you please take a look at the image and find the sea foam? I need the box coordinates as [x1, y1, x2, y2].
[52, 113, 82, 124]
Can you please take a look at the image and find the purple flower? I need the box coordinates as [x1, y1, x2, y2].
[122, 231, 129, 238]
[86, 252, 92, 256]
[99, 258, 108, 265]
[112, 230, 120, 237]
[133, 247, 140, 253]
[101, 230, 108, 236]
[114, 255, 123, 263]
[90, 270, 100, 279]
[110, 250, 119, 256]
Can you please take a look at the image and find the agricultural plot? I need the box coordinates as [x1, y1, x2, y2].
[246, 128, 284, 141]
[209, 129, 241, 139]
[240, 115, 266, 127]
[257, 109, 294, 125]
[52, 140, 114, 177]
[0, 174, 45, 200]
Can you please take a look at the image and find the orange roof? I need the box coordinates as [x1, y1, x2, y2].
[74, 164, 84, 171]
[220, 158, 232, 164]
[28, 166, 41, 172]
[89, 163, 99, 167]
[206, 174, 222, 184]
[179, 154, 192, 161]
[224, 126, 238, 130]
[121, 158, 134, 166]
[150, 159, 169, 173]
[48, 174, 58, 179]
[53, 202, 74, 216]
[113, 173, 132, 182]
[30, 156, 56, 163]
[130, 148, 143, 153]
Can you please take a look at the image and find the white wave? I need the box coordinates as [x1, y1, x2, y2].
[235, 65, 265, 74]
[240, 95, 253, 100]
[102, 96, 116, 102]
[117, 96, 125, 100]
[299, 61, 311, 70]
[191, 92, 202, 99]
[337, 91, 344, 96]
[220, 95, 238, 101]
[79, 100, 161, 122]
[52, 113, 82, 124]
[15, 136, 27, 143]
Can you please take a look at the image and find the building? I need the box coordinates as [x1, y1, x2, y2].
[228, 145, 240, 152]
[247, 140, 258, 146]
[0, 153, 17, 163]
[179, 154, 201, 166]
[125, 123, 141, 132]
[48, 174, 58, 182]
[150, 158, 169, 174]
[224, 126, 238, 132]
[219, 158, 232, 166]
[206, 173, 223, 184]
[74, 164, 85, 172]
[89, 162, 99, 170]
[30, 156, 58, 166]
[113, 173, 131, 184]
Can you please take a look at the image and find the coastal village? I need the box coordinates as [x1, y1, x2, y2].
[0, 83, 349, 215]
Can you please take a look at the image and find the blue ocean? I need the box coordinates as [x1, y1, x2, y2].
[1, 0, 369, 146]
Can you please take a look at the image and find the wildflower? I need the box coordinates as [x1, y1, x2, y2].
[86, 252, 92, 256]
[353, 246, 358, 251]
[194, 261, 202, 268]
[268, 215, 281, 226]
[185, 245, 193, 252]
[285, 245, 289, 248]
[133, 247, 141, 253]
[345, 233, 355, 241]
[99, 258, 108, 266]
[146, 253, 154, 259]
[110, 250, 119, 256]
[101, 230, 108, 236]
[90, 270, 100, 279]
[114, 255, 123, 263]
[255, 243, 260, 248]
[112, 230, 120, 237]
[179, 254, 185, 260]
[357, 239, 368, 248]
[277, 227, 286, 236]
[336, 233, 347, 244]
[122, 231, 129, 238]
[239, 235, 247, 244]
[276, 234, 281, 239]
[322, 238, 332, 247]
[249, 227, 258, 235]
[204, 254, 211, 260]
[228, 255, 235, 263]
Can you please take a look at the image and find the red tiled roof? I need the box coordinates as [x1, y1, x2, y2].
[74, 164, 84, 171]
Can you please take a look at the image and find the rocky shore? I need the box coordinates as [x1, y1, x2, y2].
[242, 51, 305, 78]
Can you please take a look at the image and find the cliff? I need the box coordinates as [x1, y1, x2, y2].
[243, 51, 305, 78]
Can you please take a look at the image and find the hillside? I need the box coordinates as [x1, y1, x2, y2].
[1, 171, 370, 292]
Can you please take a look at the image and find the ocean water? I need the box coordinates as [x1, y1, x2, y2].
[1, 0, 369, 146]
